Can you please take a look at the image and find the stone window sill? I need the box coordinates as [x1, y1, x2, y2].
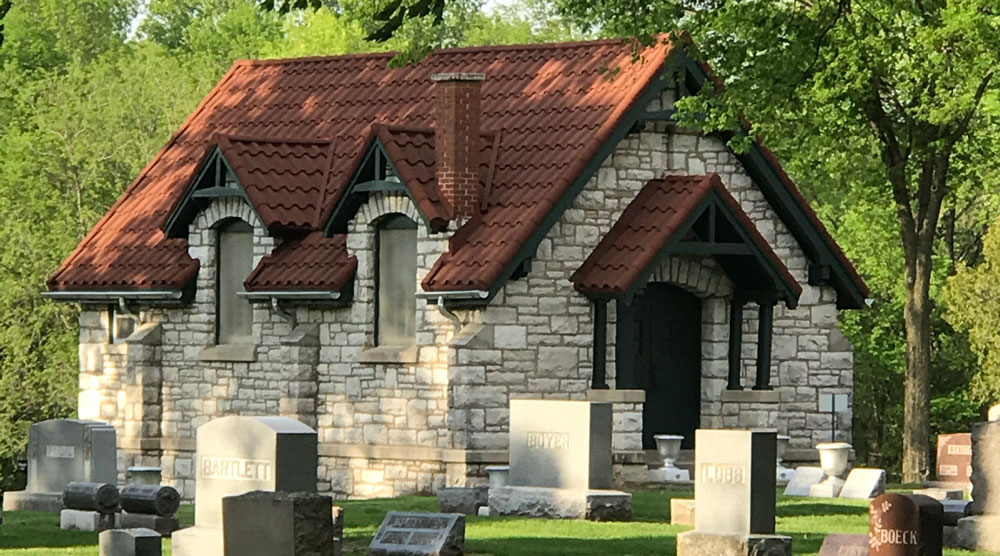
[721, 389, 780, 404]
[199, 344, 257, 362]
[357, 344, 418, 364]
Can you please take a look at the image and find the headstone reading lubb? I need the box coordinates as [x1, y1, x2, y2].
[3, 419, 117, 512]
[783, 466, 825, 496]
[223, 490, 336, 556]
[369, 511, 465, 556]
[818, 534, 868, 556]
[99, 528, 162, 556]
[676, 429, 791, 556]
[936, 433, 972, 487]
[956, 420, 1000, 551]
[869, 493, 943, 556]
[839, 468, 886, 499]
[489, 399, 631, 520]
[170, 416, 318, 556]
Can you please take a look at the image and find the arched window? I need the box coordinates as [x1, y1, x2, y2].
[216, 219, 254, 344]
[376, 214, 417, 346]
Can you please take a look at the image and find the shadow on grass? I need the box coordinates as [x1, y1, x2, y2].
[777, 503, 868, 518]
[469, 535, 677, 556]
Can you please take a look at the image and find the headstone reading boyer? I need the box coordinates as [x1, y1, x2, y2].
[369, 511, 465, 556]
[839, 468, 886, 499]
[99, 528, 162, 556]
[936, 433, 972, 488]
[818, 534, 868, 556]
[783, 466, 825, 497]
[3, 419, 117, 512]
[488, 399, 632, 520]
[170, 416, 318, 556]
[956, 420, 1000, 552]
[869, 493, 943, 556]
[676, 429, 791, 556]
[223, 490, 337, 556]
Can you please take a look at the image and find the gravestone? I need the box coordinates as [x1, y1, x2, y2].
[671, 498, 695, 526]
[223, 490, 336, 556]
[119, 484, 182, 536]
[988, 404, 1000, 422]
[957, 420, 1000, 552]
[489, 399, 631, 520]
[936, 433, 972, 487]
[818, 534, 868, 556]
[170, 416, 318, 556]
[676, 429, 791, 556]
[99, 528, 162, 556]
[783, 466, 825, 496]
[839, 468, 886, 499]
[369, 512, 464, 556]
[869, 493, 942, 556]
[3, 419, 116, 512]
[436, 487, 488, 515]
[60, 482, 120, 532]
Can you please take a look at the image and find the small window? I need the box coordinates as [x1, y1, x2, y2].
[216, 219, 254, 344]
[376, 214, 417, 346]
[106, 305, 136, 344]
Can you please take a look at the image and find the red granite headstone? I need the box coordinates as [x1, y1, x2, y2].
[869, 493, 943, 556]
[936, 433, 972, 487]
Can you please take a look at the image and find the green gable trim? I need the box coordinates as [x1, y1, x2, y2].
[676, 53, 866, 309]
[163, 146, 265, 238]
[325, 139, 441, 235]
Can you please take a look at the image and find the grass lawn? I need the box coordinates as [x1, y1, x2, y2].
[0, 487, 988, 556]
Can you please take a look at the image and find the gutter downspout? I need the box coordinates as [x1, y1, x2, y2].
[271, 297, 296, 327]
[437, 295, 462, 334]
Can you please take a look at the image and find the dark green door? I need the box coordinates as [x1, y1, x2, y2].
[618, 283, 702, 449]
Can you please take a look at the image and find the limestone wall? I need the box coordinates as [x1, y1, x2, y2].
[75, 87, 854, 499]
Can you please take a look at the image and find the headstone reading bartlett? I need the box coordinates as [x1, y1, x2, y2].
[3, 419, 117, 512]
[488, 399, 631, 520]
[869, 493, 943, 556]
[676, 429, 791, 556]
[170, 416, 317, 556]
[369, 511, 465, 556]
[936, 433, 972, 488]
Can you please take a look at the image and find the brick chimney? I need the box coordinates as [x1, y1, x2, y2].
[432, 72, 485, 221]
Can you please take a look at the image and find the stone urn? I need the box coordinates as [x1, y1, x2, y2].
[810, 442, 852, 497]
[649, 435, 689, 483]
[775, 435, 795, 484]
[485, 465, 509, 490]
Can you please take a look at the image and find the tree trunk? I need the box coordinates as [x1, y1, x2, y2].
[901, 255, 933, 482]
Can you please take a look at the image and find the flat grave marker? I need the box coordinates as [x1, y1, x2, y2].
[783, 466, 825, 496]
[369, 511, 464, 556]
[840, 468, 886, 499]
[819, 534, 868, 556]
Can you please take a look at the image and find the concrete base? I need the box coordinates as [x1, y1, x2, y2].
[677, 531, 792, 556]
[60, 509, 118, 532]
[670, 499, 695, 526]
[956, 515, 1000, 553]
[649, 466, 690, 483]
[809, 478, 845, 498]
[488, 486, 632, 521]
[437, 486, 489, 515]
[120, 512, 182, 536]
[3, 491, 63, 512]
[171, 525, 223, 556]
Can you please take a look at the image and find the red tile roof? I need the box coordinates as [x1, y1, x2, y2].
[216, 135, 334, 231]
[48, 38, 675, 292]
[571, 174, 802, 299]
[245, 232, 355, 292]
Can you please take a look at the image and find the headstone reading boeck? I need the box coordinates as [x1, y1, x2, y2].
[170, 416, 318, 556]
[488, 399, 632, 521]
[957, 420, 1000, 552]
[839, 468, 887, 499]
[3, 419, 117, 512]
[869, 493, 943, 556]
[676, 429, 791, 556]
[369, 511, 465, 556]
[223, 490, 336, 556]
[936, 433, 972, 487]
[783, 466, 825, 497]
[818, 534, 868, 556]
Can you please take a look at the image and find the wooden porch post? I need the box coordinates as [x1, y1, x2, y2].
[728, 295, 744, 390]
[592, 299, 609, 389]
[754, 300, 775, 390]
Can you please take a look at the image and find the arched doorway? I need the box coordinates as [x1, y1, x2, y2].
[618, 283, 702, 449]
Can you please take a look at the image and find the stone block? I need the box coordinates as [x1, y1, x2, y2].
[223, 490, 335, 556]
[436, 486, 488, 515]
[677, 532, 791, 556]
[2, 491, 63, 512]
[488, 486, 631, 521]
[671, 498, 695, 526]
[956, 515, 1000, 552]
[99, 528, 161, 556]
[60, 509, 118, 532]
[120, 512, 182, 536]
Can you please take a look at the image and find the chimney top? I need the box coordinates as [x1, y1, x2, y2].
[431, 72, 486, 82]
